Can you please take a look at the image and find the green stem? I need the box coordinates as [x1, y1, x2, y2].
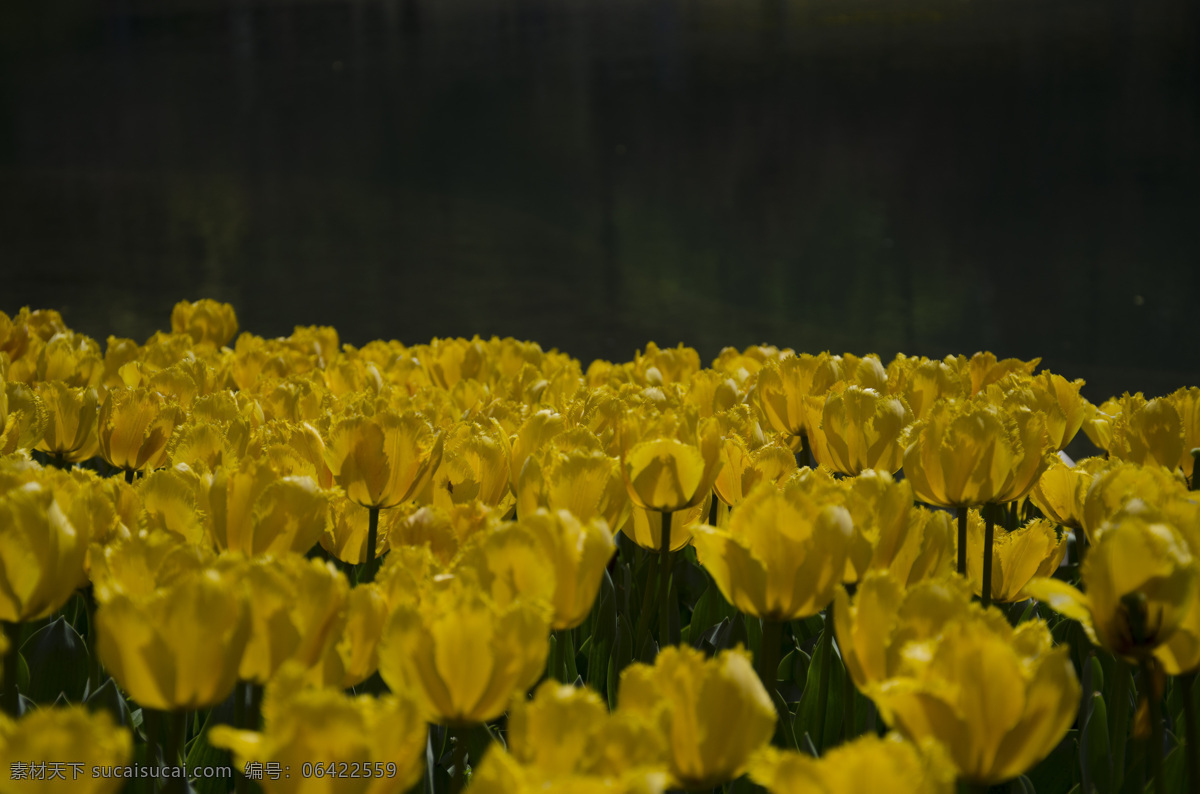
[658, 510, 673, 648]
[1182, 673, 1199, 794]
[563, 628, 578, 682]
[756, 619, 782, 710]
[449, 725, 468, 794]
[246, 682, 263, 731]
[233, 682, 248, 794]
[843, 650, 857, 741]
[981, 505, 995, 609]
[1078, 650, 1094, 794]
[1140, 659, 1165, 794]
[2, 621, 21, 717]
[633, 549, 659, 659]
[798, 433, 811, 469]
[124, 467, 135, 485]
[365, 506, 380, 583]
[957, 506, 968, 576]
[162, 709, 187, 793]
[814, 605, 834, 754]
[1112, 660, 1131, 789]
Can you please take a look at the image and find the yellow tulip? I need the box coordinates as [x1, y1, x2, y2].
[1109, 396, 1184, 473]
[454, 521, 558, 614]
[868, 614, 1078, 785]
[423, 417, 511, 513]
[0, 481, 87, 622]
[516, 509, 616, 630]
[1167, 386, 1200, 486]
[964, 514, 1066, 603]
[1030, 371, 1088, 451]
[137, 465, 209, 546]
[617, 646, 775, 790]
[622, 495, 709, 553]
[619, 406, 722, 514]
[171, 298, 239, 348]
[808, 386, 913, 476]
[34, 382, 100, 463]
[306, 584, 390, 689]
[1079, 461, 1187, 544]
[0, 376, 47, 455]
[88, 530, 211, 604]
[886, 355, 970, 420]
[1149, 497, 1200, 675]
[712, 436, 796, 508]
[97, 387, 183, 475]
[469, 681, 668, 794]
[838, 471, 953, 586]
[693, 483, 852, 621]
[1082, 396, 1124, 452]
[1028, 512, 1197, 661]
[711, 344, 787, 390]
[835, 572, 983, 690]
[903, 397, 1051, 508]
[216, 554, 349, 684]
[325, 408, 444, 510]
[209, 666, 425, 794]
[96, 567, 251, 710]
[750, 734, 956, 794]
[1028, 455, 1110, 530]
[962, 351, 1040, 395]
[202, 459, 330, 555]
[517, 444, 631, 532]
[0, 706, 132, 794]
[755, 353, 841, 439]
[377, 572, 550, 725]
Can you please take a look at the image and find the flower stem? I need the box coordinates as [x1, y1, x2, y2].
[757, 619, 782, 714]
[449, 725, 468, 794]
[1111, 660, 1131, 789]
[162, 709, 188, 793]
[124, 468, 135, 485]
[2, 621, 21, 717]
[1140, 658, 1165, 794]
[365, 506, 380, 583]
[957, 506, 968, 576]
[1182, 672, 1199, 794]
[633, 550, 659, 659]
[814, 604, 834, 754]
[658, 510, 674, 648]
[981, 505, 995, 609]
[843, 650, 857, 741]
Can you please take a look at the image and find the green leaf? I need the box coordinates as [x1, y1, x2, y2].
[86, 677, 134, 729]
[185, 697, 236, 794]
[1084, 693, 1113, 794]
[21, 615, 90, 704]
[687, 581, 736, 649]
[1026, 728, 1079, 794]
[793, 629, 843, 752]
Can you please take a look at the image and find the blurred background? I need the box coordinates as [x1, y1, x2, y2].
[1, 0, 1197, 403]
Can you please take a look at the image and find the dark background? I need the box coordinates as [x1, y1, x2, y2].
[2, 0, 1198, 402]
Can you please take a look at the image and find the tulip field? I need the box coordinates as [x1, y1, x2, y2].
[1, 299, 1199, 794]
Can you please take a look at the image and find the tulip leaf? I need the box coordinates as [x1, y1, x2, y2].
[1026, 727, 1079, 794]
[770, 690, 800, 751]
[21, 615, 90, 704]
[746, 616, 763, 669]
[687, 581, 736, 649]
[1157, 735, 1189, 794]
[612, 613, 634, 698]
[86, 677, 134, 729]
[185, 698, 236, 794]
[792, 628, 843, 752]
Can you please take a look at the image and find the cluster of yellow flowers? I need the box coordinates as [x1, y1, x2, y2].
[0, 299, 1197, 794]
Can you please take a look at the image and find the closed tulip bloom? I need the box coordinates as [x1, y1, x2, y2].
[1109, 396, 1184, 473]
[839, 472, 954, 585]
[1079, 461, 1187, 544]
[835, 572, 983, 689]
[89, 530, 211, 604]
[171, 298, 239, 348]
[1029, 456, 1111, 530]
[517, 445, 631, 532]
[694, 482, 852, 622]
[515, 509, 616, 630]
[325, 409, 444, 510]
[869, 615, 1079, 785]
[468, 681, 669, 794]
[209, 668, 426, 794]
[0, 481, 88, 622]
[306, 584, 390, 689]
[620, 406, 722, 514]
[1028, 513, 1197, 661]
[964, 515, 1066, 603]
[750, 734, 955, 794]
[1151, 498, 1200, 674]
[808, 386, 914, 476]
[0, 376, 47, 455]
[202, 459, 330, 555]
[97, 387, 182, 474]
[34, 382, 100, 462]
[137, 466, 209, 546]
[377, 572, 550, 725]
[962, 351, 1040, 395]
[425, 417, 511, 512]
[96, 567, 251, 710]
[218, 554, 349, 684]
[755, 353, 842, 438]
[617, 646, 775, 790]
[902, 397, 1051, 508]
[1081, 396, 1124, 452]
[1030, 371, 1088, 451]
[0, 706, 132, 794]
[712, 436, 797, 508]
[1167, 386, 1199, 485]
[887, 355, 970, 420]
